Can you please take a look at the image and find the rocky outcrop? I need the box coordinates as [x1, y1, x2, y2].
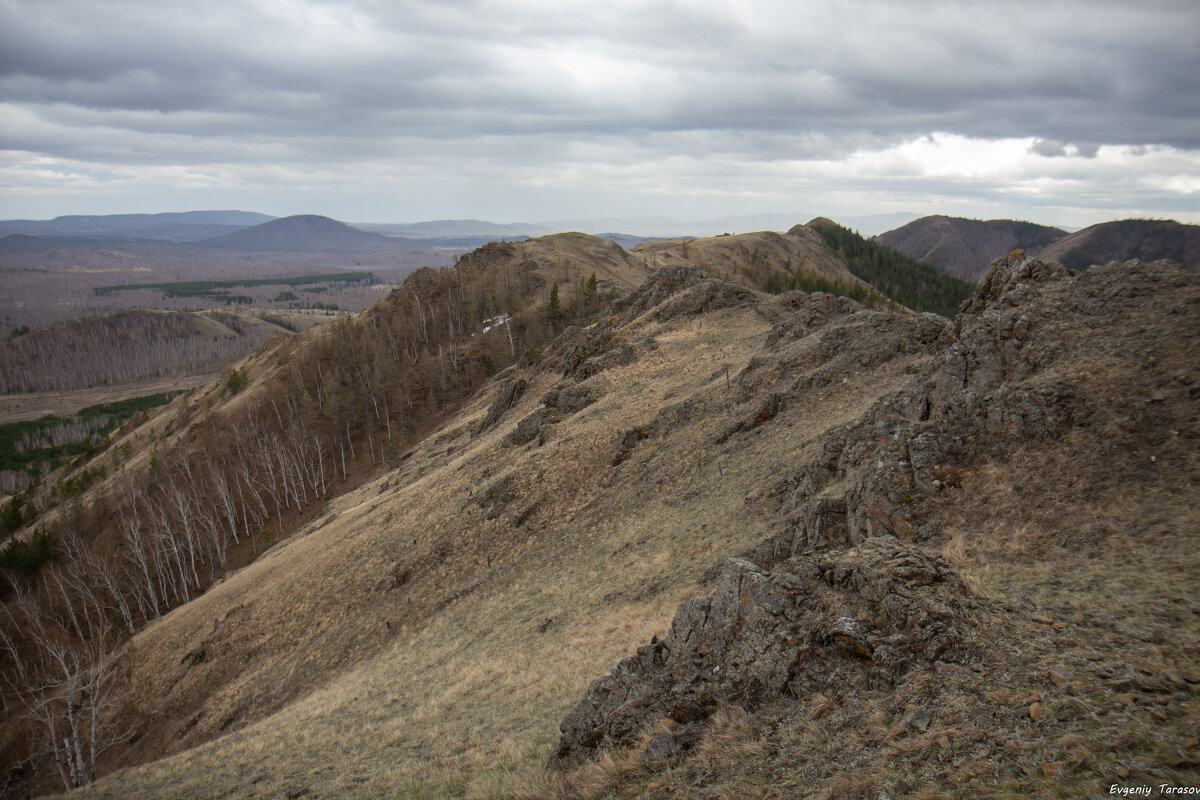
[552, 536, 969, 765]
[610, 265, 712, 322]
[505, 378, 610, 447]
[551, 324, 637, 380]
[549, 266, 748, 381]
[775, 253, 1085, 548]
[473, 377, 527, 437]
[542, 378, 607, 414]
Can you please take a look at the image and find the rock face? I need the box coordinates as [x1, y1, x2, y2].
[473, 377, 527, 436]
[551, 252, 1200, 766]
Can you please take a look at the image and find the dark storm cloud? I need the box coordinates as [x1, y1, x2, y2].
[5, 0, 1198, 156]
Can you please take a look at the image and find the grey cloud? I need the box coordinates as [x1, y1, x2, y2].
[1029, 139, 1102, 159]
[2, 0, 1198, 223]
[4, 0, 1198, 152]
[1031, 139, 1069, 157]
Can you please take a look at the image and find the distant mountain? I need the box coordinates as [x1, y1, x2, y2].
[345, 213, 921, 243]
[0, 211, 275, 243]
[542, 211, 920, 238]
[877, 215, 1199, 279]
[875, 215, 1068, 281]
[1037, 219, 1200, 273]
[197, 214, 410, 253]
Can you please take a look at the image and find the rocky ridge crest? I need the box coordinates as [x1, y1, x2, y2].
[551, 252, 1197, 766]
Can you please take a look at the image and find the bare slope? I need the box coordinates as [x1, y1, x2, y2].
[875, 215, 1068, 280]
[633, 226, 862, 290]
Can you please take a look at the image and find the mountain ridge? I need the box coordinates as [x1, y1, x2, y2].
[875, 215, 1069, 280]
[0, 211, 275, 243]
[877, 214, 1200, 280]
[1038, 218, 1200, 272]
[2, 228, 1196, 799]
[55, 250, 1196, 799]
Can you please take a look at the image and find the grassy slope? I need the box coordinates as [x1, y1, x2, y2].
[67, 279, 936, 798]
[633, 226, 862, 291]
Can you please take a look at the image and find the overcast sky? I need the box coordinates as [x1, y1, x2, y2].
[2, 0, 1198, 230]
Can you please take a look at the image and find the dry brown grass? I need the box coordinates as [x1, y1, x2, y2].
[634, 226, 862, 291]
[55, 287, 937, 800]
[55, 257, 1200, 800]
[55, 284, 941, 799]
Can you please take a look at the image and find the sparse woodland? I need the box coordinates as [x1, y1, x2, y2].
[0, 311, 280, 394]
[0, 239, 611, 792]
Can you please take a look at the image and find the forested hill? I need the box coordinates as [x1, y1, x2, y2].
[874, 215, 1068, 280]
[1037, 218, 1200, 273]
[803, 218, 975, 317]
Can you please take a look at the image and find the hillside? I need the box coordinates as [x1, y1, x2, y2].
[0, 308, 308, 394]
[0, 235, 80, 256]
[875, 215, 1068, 280]
[878, 215, 1200, 280]
[633, 225, 864, 294]
[804, 218, 975, 316]
[197, 214, 410, 253]
[1038, 219, 1200, 273]
[1, 232, 1196, 799]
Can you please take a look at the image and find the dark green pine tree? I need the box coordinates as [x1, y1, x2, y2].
[547, 283, 561, 322]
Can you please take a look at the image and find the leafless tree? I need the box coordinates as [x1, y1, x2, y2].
[2, 606, 129, 791]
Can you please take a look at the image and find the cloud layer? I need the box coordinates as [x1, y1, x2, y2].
[2, 0, 1198, 226]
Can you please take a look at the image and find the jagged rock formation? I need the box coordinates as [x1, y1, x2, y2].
[550, 252, 1200, 766]
[553, 536, 971, 764]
